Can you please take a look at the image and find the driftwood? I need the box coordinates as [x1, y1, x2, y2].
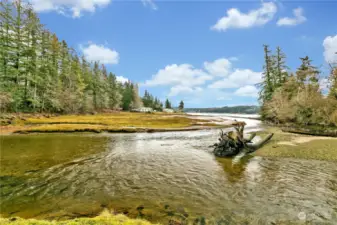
[213, 121, 273, 157]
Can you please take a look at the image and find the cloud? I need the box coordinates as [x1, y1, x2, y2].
[234, 85, 259, 97]
[81, 43, 119, 64]
[142, 58, 261, 104]
[143, 64, 212, 87]
[277, 7, 306, 26]
[323, 35, 337, 63]
[31, 0, 112, 18]
[204, 58, 232, 77]
[183, 89, 233, 106]
[209, 69, 262, 89]
[116, 76, 129, 83]
[169, 86, 203, 97]
[211, 2, 277, 32]
[141, 0, 158, 10]
[143, 64, 212, 97]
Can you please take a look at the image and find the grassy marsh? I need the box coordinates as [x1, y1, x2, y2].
[254, 127, 337, 161]
[0, 112, 224, 134]
[0, 211, 158, 225]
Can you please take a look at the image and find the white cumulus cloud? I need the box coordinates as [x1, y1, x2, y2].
[323, 35, 337, 63]
[81, 43, 119, 64]
[116, 76, 129, 83]
[31, 0, 112, 18]
[211, 2, 277, 32]
[277, 7, 306, 26]
[143, 64, 212, 87]
[143, 64, 212, 97]
[204, 58, 232, 77]
[142, 58, 262, 101]
[209, 69, 262, 89]
[169, 86, 203, 97]
[234, 85, 259, 97]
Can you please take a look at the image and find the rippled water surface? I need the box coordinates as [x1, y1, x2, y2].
[1, 115, 337, 224]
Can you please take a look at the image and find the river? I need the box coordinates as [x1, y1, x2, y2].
[0, 114, 336, 224]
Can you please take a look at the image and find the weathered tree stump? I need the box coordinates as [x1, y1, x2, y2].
[213, 121, 273, 157]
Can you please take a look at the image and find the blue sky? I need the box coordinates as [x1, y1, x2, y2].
[32, 0, 337, 107]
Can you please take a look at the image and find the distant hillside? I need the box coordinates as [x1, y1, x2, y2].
[184, 106, 260, 114]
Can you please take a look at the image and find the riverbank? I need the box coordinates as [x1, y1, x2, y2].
[281, 125, 337, 137]
[254, 127, 337, 161]
[0, 211, 158, 225]
[0, 112, 231, 135]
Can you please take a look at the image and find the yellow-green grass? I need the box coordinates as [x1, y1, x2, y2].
[0, 211, 159, 225]
[23, 113, 195, 127]
[1, 112, 224, 134]
[253, 127, 337, 161]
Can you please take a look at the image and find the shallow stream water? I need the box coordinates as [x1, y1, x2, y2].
[1, 114, 336, 224]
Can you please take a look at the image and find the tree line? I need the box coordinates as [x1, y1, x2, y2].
[259, 45, 337, 126]
[184, 106, 259, 114]
[0, 0, 183, 114]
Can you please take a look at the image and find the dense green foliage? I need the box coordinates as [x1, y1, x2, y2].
[0, 1, 165, 113]
[142, 90, 163, 111]
[259, 45, 337, 126]
[184, 106, 260, 114]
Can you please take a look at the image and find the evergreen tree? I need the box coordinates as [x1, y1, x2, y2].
[13, 0, 25, 86]
[92, 61, 100, 110]
[165, 99, 172, 109]
[142, 90, 151, 107]
[296, 56, 319, 85]
[0, 0, 15, 111]
[178, 100, 184, 111]
[0, 1, 162, 114]
[121, 82, 133, 110]
[328, 64, 337, 100]
[131, 83, 142, 109]
[259, 45, 274, 103]
[69, 54, 85, 112]
[38, 30, 53, 111]
[24, 6, 43, 110]
[107, 72, 120, 109]
[153, 97, 163, 111]
[275, 46, 289, 85]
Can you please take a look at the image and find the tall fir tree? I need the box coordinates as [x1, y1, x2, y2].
[107, 72, 121, 109]
[131, 83, 143, 109]
[328, 64, 337, 100]
[178, 100, 184, 111]
[259, 45, 274, 103]
[296, 56, 319, 84]
[165, 99, 172, 109]
[275, 46, 289, 85]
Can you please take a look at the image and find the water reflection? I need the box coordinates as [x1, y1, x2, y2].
[216, 157, 252, 183]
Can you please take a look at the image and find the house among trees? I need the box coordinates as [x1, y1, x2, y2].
[163, 108, 174, 113]
[131, 107, 153, 113]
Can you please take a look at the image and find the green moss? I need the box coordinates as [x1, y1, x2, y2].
[0, 211, 159, 225]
